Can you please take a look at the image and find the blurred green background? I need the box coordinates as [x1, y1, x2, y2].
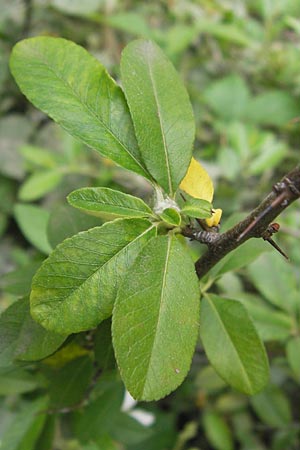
[1, 1, 300, 449]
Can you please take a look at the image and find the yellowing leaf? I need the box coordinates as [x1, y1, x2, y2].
[180, 157, 214, 202]
[206, 208, 222, 227]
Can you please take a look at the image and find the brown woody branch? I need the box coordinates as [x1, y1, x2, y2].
[182, 166, 300, 280]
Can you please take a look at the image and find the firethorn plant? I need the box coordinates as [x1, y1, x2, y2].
[9, 37, 269, 401]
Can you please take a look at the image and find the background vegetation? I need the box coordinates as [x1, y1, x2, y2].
[1, 0, 300, 449]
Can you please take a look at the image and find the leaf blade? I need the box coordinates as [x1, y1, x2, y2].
[67, 187, 154, 220]
[121, 39, 195, 195]
[30, 218, 156, 334]
[112, 234, 200, 401]
[200, 294, 269, 395]
[10, 37, 151, 179]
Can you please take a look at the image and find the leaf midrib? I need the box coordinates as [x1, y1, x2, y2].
[206, 295, 253, 392]
[25, 46, 148, 176]
[145, 50, 173, 195]
[44, 223, 156, 310]
[141, 235, 172, 397]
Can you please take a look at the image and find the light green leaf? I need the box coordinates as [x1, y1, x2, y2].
[202, 411, 234, 450]
[246, 91, 300, 127]
[200, 294, 269, 395]
[236, 294, 292, 342]
[31, 218, 156, 334]
[10, 37, 150, 179]
[19, 144, 58, 169]
[250, 385, 292, 427]
[14, 203, 52, 254]
[19, 170, 63, 201]
[112, 234, 200, 401]
[181, 197, 212, 219]
[204, 75, 250, 122]
[247, 253, 298, 313]
[159, 207, 181, 226]
[0, 397, 48, 450]
[0, 367, 41, 395]
[286, 337, 300, 379]
[67, 187, 154, 220]
[121, 39, 195, 195]
[0, 297, 66, 367]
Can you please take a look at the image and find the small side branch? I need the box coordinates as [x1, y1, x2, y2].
[183, 166, 300, 280]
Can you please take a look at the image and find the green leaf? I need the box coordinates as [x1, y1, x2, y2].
[0, 397, 48, 450]
[0, 115, 32, 180]
[202, 411, 234, 450]
[73, 378, 124, 442]
[10, 37, 150, 179]
[286, 337, 300, 379]
[14, 203, 52, 254]
[204, 75, 250, 122]
[67, 187, 154, 220]
[159, 207, 181, 226]
[19, 170, 63, 201]
[112, 234, 200, 401]
[19, 144, 58, 169]
[121, 39, 195, 195]
[0, 260, 42, 296]
[181, 197, 212, 219]
[31, 218, 156, 334]
[44, 355, 93, 409]
[247, 253, 298, 313]
[246, 91, 300, 127]
[0, 297, 66, 366]
[250, 385, 292, 427]
[94, 319, 116, 371]
[47, 203, 100, 248]
[0, 367, 41, 395]
[237, 294, 292, 342]
[200, 294, 269, 395]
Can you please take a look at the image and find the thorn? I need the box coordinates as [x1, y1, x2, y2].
[265, 238, 290, 261]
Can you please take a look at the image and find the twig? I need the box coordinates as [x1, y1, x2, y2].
[182, 166, 300, 279]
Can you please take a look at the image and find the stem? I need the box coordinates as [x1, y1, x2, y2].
[182, 166, 300, 280]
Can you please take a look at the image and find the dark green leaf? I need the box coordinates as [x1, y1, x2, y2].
[121, 39, 195, 195]
[47, 203, 100, 248]
[94, 319, 116, 371]
[0, 297, 66, 366]
[67, 187, 154, 220]
[200, 294, 269, 395]
[45, 355, 93, 409]
[10, 37, 150, 179]
[31, 218, 156, 334]
[113, 234, 200, 401]
[0, 260, 42, 296]
[73, 379, 124, 442]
